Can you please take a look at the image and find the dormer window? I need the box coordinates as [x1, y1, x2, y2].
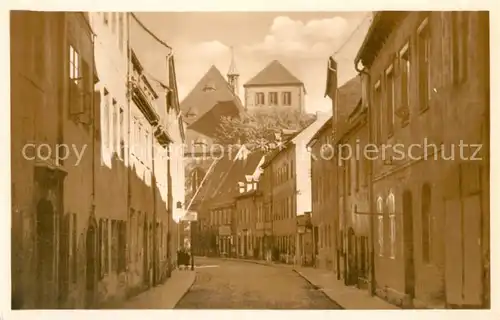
[203, 81, 216, 92]
[238, 182, 245, 193]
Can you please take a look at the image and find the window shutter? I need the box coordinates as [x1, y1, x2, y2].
[393, 53, 402, 112]
[69, 80, 84, 115]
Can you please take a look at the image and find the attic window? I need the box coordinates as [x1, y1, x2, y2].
[203, 82, 216, 92]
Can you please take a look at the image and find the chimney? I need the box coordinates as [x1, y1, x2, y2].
[327, 57, 338, 119]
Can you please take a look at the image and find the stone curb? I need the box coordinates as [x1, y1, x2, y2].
[219, 257, 293, 268]
[292, 269, 345, 309]
[172, 271, 197, 309]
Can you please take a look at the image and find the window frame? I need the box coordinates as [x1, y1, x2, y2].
[417, 17, 431, 112]
[377, 196, 384, 257]
[421, 183, 432, 264]
[385, 64, 395, 137]
[282, 91, 292, 106]
[268, 92, 278, 105]
[387, 192, 396, 259]
[398, 41, 411, 126]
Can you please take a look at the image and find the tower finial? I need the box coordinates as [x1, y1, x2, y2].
[228, 46, 239, 76]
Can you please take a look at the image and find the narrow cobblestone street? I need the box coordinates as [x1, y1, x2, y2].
[175, 257, 342, 309]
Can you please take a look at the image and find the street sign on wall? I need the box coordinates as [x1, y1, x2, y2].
[181, 211, 198, 221]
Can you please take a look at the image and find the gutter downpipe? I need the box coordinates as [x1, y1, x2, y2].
[355, 58, 375, 297]
[327, 58, 340, 277]
[164, 48, 175, 275]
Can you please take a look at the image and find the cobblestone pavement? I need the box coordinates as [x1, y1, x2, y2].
[175, 257, 342, 309]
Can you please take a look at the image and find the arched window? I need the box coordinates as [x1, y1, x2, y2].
[387, 191, 396, 259]
[422, 183, 432, 263]
[376, 196, 384, 256]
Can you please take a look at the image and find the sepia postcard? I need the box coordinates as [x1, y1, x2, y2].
[6, 2, 496, 317]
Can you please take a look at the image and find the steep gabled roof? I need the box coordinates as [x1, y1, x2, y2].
[180, 65, 244, 127]
[189, 153, 235, 207]
[187, 100, 242, 138]
[189, 145, 249, 209]
[307, 116, 333, 147]
[208, 151, 265, 208]
[336, 76, 362, 123]
[244, 60, 304, 88]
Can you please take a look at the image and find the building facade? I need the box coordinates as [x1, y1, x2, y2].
[11, 11, 76, 309]
[257, 156, 274, 262]
[337, 102, 371, 289]
[11, 11, 184, 309]
[355, 11, 490, 308]
[307, 118, 336, 270]
[262, 142, 297, 264]
[243, 60, 306, 113]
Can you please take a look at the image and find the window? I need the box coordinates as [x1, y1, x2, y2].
[112, 99, 118, 153]
[103, 89, 110, 149]
[119, 107, 124, 158]
[421, 183, 432, 263]
[111, 12, 117, 34]
[146, 129, 152, 166]
[377, 197, 384, 256]
[118, 221, 127, 272]
[452, 12, 469, 84]
[345, 158, 351, 195]
[104, 219, 109, 273]
[111, 220, 118, 272]
[385, 66, 395, 137]
[69, 44, 84, 114]
[417, 17, 431, 111]
[255, 92, 265, 105]
[399, 43, 411, 112]
[282, 92, 292, 106]
[269, 92, 278, 105]
[118, 13, 124, 52]
[103, 12, 109, 25]
[374, 81, 382, 145]
[387, 192, 396, 259]
[355, 155, 360, 191]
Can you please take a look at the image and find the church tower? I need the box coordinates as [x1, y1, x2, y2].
[227, 46, 239, 97]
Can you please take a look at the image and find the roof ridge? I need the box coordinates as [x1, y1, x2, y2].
[243, 59, 303, 87]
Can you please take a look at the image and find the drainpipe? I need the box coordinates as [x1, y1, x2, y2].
[125, 12, 133, 281]
[355, 58, 375, 296]
[328, 58, 341, 278]
[164, 50, 174, 276]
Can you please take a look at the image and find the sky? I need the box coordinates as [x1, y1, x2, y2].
[130, 12, 373, 113]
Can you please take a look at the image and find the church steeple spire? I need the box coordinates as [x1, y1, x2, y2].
[228, 46, 239, 76]
[227, 46, 239, 96]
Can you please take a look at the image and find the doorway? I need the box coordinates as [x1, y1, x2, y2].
[346, 227, 357, 285]
[402, 190, 415, 299]
[85, 222, 97, 308]
[36, 197, 55, 308]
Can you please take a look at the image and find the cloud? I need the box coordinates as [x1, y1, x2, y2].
[243, 15, 354, 59]
[195, 40, 230, 57]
